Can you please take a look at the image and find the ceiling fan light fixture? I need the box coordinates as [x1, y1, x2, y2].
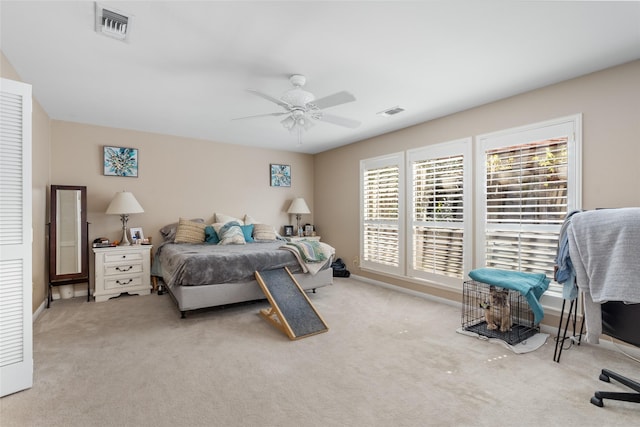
[281, 116, 295, 130]
[281, 88, 314, 107]
[300, 117, 314, 131]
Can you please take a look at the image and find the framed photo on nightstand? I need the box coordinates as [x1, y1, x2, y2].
[283, 225, 294, 236]
[129, 227, 144, 243]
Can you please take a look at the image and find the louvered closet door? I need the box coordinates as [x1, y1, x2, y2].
[0, 78, 33, 397]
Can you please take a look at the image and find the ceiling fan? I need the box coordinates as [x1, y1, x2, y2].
[234, 75, 360, 144]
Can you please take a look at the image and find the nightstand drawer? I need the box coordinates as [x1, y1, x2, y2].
[104, 263, 143, 276]
[104, 252, 143, 263]
[104, 275, 143, 290]
[286, 236, 321, 242]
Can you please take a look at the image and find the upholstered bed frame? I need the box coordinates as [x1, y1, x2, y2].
[161, 268, 333, 318]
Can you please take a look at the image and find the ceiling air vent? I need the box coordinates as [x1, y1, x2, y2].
[377, 106, 405, 117]
[95, 3, 133, 42]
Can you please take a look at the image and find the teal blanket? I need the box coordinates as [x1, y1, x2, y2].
[468, 268, 549, 324]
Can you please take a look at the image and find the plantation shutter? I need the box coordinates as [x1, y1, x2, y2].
[360, 153, 404, 275]
[483, 137, 570, 278]
[407, 139, 471, 286]
[0, 78, 33, 397]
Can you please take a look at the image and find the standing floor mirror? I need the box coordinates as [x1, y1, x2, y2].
[47, 185, 89, 307]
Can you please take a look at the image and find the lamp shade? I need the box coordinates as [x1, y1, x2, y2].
[287, 198, 310, 215]
[105, 191, 144, 215]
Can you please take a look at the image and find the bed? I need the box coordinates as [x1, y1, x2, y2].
[152, 218, 334, 317]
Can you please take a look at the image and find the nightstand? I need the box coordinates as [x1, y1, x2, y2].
[93, 245, 152, 302]
[286, 236, 321, 242]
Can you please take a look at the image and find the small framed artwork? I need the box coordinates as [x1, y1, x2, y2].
[104, 146, 139, 177]
[129, 227, 144, 243]
[283, 225, 294, 236]
[270, 164, 291, 187]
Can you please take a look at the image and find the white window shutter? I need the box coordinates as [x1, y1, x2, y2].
[477, 115, 581, 284]
[407, 138, 472, 287]
[360, 153, 404, 275]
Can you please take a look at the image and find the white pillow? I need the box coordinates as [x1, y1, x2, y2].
[243, 214, 257, 225]
[214, 213, 244, 225]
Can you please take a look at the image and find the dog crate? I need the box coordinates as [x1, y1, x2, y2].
[461, 280, 538, 345]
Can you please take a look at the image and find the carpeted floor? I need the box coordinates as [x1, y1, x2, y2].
[1, 277, 639, 426]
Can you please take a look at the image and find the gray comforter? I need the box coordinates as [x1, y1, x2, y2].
[155, 240, 304, 287]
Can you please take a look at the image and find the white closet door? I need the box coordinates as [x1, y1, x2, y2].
[0, 78, 33, 397]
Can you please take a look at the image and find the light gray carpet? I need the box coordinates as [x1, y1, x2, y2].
[2, 278, 639, 426]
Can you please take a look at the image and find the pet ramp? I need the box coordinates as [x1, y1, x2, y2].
[255, 267, 328, 340]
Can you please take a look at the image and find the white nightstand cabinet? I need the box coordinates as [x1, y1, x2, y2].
[286, 236, 321, 242]
[93, 245, 152, 302]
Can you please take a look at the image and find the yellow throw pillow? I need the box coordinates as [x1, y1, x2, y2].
[174, 218, 206, 243]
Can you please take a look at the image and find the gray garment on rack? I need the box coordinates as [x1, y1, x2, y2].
[567, 208, 640, 343]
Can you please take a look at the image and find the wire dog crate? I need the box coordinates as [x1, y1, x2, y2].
[461, 280, 538, 345]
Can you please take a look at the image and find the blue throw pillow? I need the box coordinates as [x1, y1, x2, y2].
[240, 224, 254, 242]
[204, 225, 220, 244]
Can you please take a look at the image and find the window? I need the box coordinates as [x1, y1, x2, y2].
[407, 139, 472, 287]
[360, 153, 404, 275]
[359, 114, 581, 301]
[477, 115, 582, 295]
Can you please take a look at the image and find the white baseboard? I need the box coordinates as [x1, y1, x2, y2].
[350, 274, 461, 308]
[33, 300, 46, 322]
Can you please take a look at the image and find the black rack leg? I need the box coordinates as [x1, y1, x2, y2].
[553, 299, 567, 362]
[554, 299, 576, 363]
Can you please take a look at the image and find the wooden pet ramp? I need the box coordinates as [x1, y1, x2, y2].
[255, 267, 328, 340]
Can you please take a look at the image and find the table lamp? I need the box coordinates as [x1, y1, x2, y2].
[287, 197, 310, 237]
[106, 191, 144, 245]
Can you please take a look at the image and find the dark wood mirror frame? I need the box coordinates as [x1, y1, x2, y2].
[47, 185, 90, 307]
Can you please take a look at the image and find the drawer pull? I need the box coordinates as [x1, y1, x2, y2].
[116, 265, 133, 272]
[116, 279, 133, 286]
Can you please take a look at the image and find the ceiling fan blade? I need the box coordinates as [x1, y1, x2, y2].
[310, 91, 356, 110]
[246, 89, 291, 110]
[317, 113, 361, 129]
[232, 112, 289, 121]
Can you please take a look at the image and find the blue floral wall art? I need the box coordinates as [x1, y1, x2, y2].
[104, 146, 139, 177]
[270, 164, 291, 187]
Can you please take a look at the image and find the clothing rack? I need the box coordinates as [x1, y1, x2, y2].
[554, 208, 640, 407]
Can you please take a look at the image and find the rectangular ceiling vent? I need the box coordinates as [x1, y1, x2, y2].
[377, 106, 405, 117]
[95, 3, 133, 42]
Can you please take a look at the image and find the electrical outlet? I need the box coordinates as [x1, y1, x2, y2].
[352, 256, 359, 266]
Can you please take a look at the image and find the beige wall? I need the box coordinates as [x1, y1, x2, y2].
[314, 60, 640, 312]
[50, 122, 315, 247]
[1, 52, 51, 312]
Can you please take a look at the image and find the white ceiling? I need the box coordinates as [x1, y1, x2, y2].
[2, 1, 639, 154]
